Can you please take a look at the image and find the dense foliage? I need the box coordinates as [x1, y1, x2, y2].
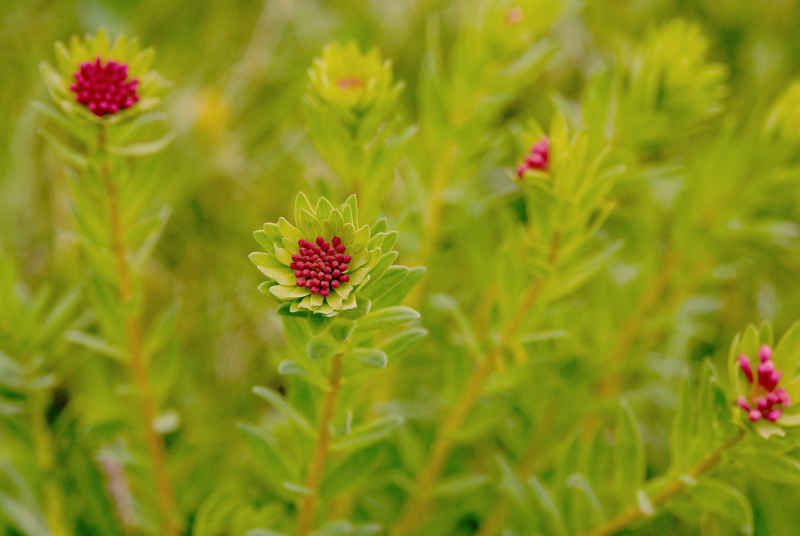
[3, 1, 800, 535]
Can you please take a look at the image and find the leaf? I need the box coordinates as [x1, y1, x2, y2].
[670, 377, 694, 471]
[372, 267, 425, 309]
[252, 386, 315, 438]
[740, 451, 800, 484]
[381, 328, 427, 359]
[237, 424, 294, 484]
[307, 335, 340, 361]
[527, 476, 567, 536]
[688, 478, 753, 535]
[0, 491, 49, 536]
[355, 306, 420, 332]
[65, 330, 125, 361]
[431, 474, 489, 497]
[109, 131, 175, 156]
[247, 530, 286, 536]
[773, 320, 800, 378]
[330, 415, 403, 452]
[350, 348, 388, 368]
[615, 400, 645, 498]
[38, 128, 87, 168]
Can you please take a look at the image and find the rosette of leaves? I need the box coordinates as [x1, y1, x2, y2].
[304, 43, 413, 210]
[308, 42, 400, 111]
[36, 29, 173, 167]
[250, 193, 422, 317]
[40, 29, 169, 124]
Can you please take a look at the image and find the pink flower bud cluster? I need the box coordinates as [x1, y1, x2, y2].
[69, 57, 140, 117]
[737, 345, 791, 422]
[292, 236, 351, 297]
[516, 136, 549, 178]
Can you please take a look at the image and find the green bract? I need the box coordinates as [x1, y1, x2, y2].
[250, 193, 395, 317]
[308, 42, 400, 110]
[40, 29, 169, 124]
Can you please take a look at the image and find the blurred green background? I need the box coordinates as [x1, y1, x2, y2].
[3, 0, 800, 534]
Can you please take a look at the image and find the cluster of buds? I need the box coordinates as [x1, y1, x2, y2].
[292, 237, 352, 297]
[737, 345, 791, 422]
[516, 136, 549, 178]
[70, 57, 140, 117]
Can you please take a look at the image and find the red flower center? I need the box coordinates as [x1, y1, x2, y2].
[70, 57, 140, 117]
[337, 77, 364, 90]
[292, 236, 351, 297]
[507, 7, 524, 25]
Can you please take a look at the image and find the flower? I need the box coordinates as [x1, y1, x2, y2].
[736, 345, 791, 422]
[307, 42, 400, 110]
[250, 193, 394, 316]
[70, 57, 139, 117]
[516, 136, 549, 178]
[40, 29, 168, 123]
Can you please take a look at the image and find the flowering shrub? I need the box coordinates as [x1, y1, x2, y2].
[2, 2, 800, 536]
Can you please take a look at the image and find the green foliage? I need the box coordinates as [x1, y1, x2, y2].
[3, 1, 800, 535]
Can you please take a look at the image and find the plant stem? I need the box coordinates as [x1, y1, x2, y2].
[407, 141, 458, 307]
[390, 233, 560, 536]
[99, 125, 178, 536]
[31, 390, 69, 536]
[296, 352, 344, 536]
[581, 430, 745, 536]
[596, 250, 679, 397]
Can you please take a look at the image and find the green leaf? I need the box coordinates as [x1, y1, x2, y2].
[330, 415, 403, 452]
[615, 400, 645, 498]
[356, 306, 419, 332]
[38, 128, 87, 168]
[381, 328, 427, 359]
[0, 491, 49, 536]
[109, 131, 175, 156]
[247, 530, 286, 536]
[431, 474, 489, 497]
[773, 321, 800, 378]
[307, 335, 340, 360]
[670, 377, 694, 471]
[252, 386, 315, 438]
[238, 424, 294, 484]
[65, 330, 125, 361]
[372, 267, 425, 309]
[688, 478, 753, 535]
[741, 451, 800, 483]
[527, 476, 567, 536]
[350, 348, 388, 368]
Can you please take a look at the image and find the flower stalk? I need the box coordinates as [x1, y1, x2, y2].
[580, 429, 745, 536]
[296, 352, 344, 536]
[390, 232, 560, 536]
[98, 124, 178, 536]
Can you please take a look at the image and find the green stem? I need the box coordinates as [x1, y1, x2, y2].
[31, 390, 69, 536]
[98, 124, 179, 536]
[581, 430, 745, 536]
[390, 232, 561, 536]
[296, 352, 344, 536]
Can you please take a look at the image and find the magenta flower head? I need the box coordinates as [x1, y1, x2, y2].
[736, 345, 791, 423]
[41, 30, 168, 124]
[70, 57, 139, 117]
[516, 136, 549, 179]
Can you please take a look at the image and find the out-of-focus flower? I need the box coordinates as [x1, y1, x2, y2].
[40, 29, 168, 123]
[307, 42, 400, 110]
[516, 136, 549, 178]
[737, 345, 791, 422]
[250, 193, 395, 316]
